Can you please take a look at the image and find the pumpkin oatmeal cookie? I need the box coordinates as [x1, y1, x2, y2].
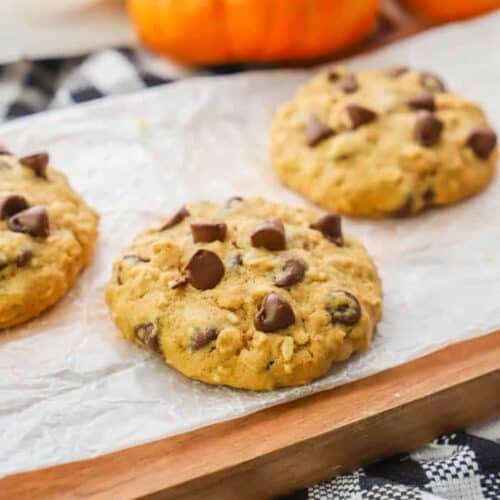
[106, 197, 382, 390]
[0, 151, 98, 329]
[270, 66, 497, 217]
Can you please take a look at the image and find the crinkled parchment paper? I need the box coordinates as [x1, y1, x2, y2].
[1, 12, 500, 477]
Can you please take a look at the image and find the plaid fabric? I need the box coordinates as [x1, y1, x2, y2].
[1, 49, 499, 499]
[284, 426, 500, 500]
[0, 48, 256, 121]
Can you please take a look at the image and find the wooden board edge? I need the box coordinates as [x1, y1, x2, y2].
[1, 330, 499, 500]
[161, 368, 500, 500]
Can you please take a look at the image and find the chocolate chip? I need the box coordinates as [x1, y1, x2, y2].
[20, 152, 49, 179]
[185, 249, 224, 290]
[306, 116, 334, 147]
[228, 253, 243, 267]
[327, 69, 341, 82]
[8, 206, 49, 238]
[385, 65, 408, 78]
[338, 74, 358, 93]
[251, 218, 286, 251]
[0, 194, 29, 219]
[254, 293, 295, 333]
[16, 247, 33, 267]
[327, 290, 361, 325]
[406, 91, 435, 112]
[466, 127, 497, 159]
[0, 256, 7, 271]
[275, 259, 306, 288]
[414, 110, 443, 147]
[160, 206, 190, 230]
[134, 322, 160, 353]
[346, 104, 377, 129]
[191, 221, 227, 243]
[170, 276, 188, 289]
[390, 195, 414, 218]
[192, 327, 219, 350]
[310, 213, 343, 246]
[423, 187, 435, 205]
[0, 146, 11, 155]
[420, 72, 446, 93]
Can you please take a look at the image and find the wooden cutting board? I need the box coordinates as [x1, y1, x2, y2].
[2, 2, 499, 499]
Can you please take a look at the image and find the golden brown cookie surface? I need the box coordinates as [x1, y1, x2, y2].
[106, 198, 382, 391]
[270, 66, 497, 217]
[0, 152, 98, 329]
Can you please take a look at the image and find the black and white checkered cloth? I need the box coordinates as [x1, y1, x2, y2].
[0, 48, 255, 121]
[1, 49, 499, 500]
[283, 429, 500, 500]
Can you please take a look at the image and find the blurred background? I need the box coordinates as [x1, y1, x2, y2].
[1, 0, 499, 121]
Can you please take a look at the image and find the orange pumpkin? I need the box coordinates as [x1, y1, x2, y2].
[403, 0, 500, 21]
[127, 0, 379, 65]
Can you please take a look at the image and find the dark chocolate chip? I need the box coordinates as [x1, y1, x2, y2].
[185, 249, 225, 290]
[20, 152, 49, 179]
[385, 65, 408, 78]
[8, 206, 49, 238]
[134, 322, 160, 353]
[413, 110, 443, 147]
[338, 74, 358, 93]
[160, 206, 190, 230]
[420, 72, 446, 93]
[422, 187, 435, 205]
[406, 91, 435, 112]
[16, 247, 33, 267]
[225, 196, 243, 207]
[191, 221, 227, 243]
[229, 253, 243, 267]
[327, 69, 341, 82]
[306, 116, 334, 147]
[310, 213, 343, 246]
[0, 194, 29, 219]
[0, 146, 12, 155]
[390, 195, 414, 218]
[192, 327, 219, 350]
[346, 104, 377, 129]
[327, 290, 361, 326]
[251, 217, 286, 251]
[254, 292, 295, 333]
[466, 126, 497, 159]
[275, 259, 306, 288]
[170, 276, 188, 289]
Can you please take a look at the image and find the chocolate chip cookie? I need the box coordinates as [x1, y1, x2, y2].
[106, 198, 382, 391]
[270, 66, 497, 217]
[0, 151, 98, 329]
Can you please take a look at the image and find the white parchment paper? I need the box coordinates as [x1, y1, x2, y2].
[1, 12, 500, 478]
